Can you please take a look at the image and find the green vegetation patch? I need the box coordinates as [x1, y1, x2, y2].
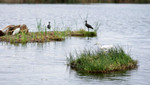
[0, 20, 97, 43]
[0, 32, 65, 43]
[0, 29, 97, 43]
[67, 47, 137, 73]
[71, 29, 97, 37]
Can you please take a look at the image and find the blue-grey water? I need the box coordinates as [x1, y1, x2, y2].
[0, 4, 150, 85]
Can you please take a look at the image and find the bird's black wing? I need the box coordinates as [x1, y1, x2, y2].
[86, 24, 93, 29]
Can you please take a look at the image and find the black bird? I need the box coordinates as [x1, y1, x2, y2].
[47, 22, 51, 29]
[85, 20, 93, 32]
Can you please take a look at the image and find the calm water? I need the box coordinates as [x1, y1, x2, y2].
[0, 4, 150, 85]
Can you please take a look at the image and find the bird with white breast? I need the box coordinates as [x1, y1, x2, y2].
[95, 43, 114, 52]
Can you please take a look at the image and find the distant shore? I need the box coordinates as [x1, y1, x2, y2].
[0, 0, 150, 3]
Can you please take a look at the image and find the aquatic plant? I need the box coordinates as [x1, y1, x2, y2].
[67, 46, 137, 73]
[94, 21, 101, 32]
[71, 29, 96, 37]
[36, 19, 44, 32]
[15, 34, 20, 40]
[21, 32, 27, 43]
[10, 36, 15, 43]
[0, 18, 98, 43]
[0, 29, 97, 43]
[44, 26, 47, 36]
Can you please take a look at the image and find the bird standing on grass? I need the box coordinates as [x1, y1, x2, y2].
[95, 43, 114, 52]
[85, 20, 94, 32]
[47, 22, 51, 29]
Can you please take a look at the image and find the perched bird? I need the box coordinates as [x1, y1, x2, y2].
[85, 20, 93, 32]
[12, 28, 20, 35]
[95, 43, 114, 52]
[47, 22, 51, 29]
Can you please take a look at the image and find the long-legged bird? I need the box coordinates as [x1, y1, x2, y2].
[85, 20, 93, 32]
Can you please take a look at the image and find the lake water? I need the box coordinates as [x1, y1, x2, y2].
[0, 4, 150, 85]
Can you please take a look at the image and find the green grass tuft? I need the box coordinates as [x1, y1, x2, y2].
[67, 47, 137, 73]
[71, 29, 97, 37]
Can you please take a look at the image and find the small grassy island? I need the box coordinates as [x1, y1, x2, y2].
[67, 47, 137, 73]
[0, 29, 96, 43]
[0, 19, 98, 43]
[71, 29, 96, 37]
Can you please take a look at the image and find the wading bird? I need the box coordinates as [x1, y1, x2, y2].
[85, 20, 93, 32]
[47, 22, 51, 29]
[95, 43, 114, 52]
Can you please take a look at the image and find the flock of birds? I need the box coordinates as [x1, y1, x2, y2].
[12, 20, 114, 51]
[84, 20, 114, 51]
[46, 20, 114, 51]
[13, 20, 93, 35]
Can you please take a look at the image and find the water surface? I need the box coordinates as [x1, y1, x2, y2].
[0, 4, 150, 85]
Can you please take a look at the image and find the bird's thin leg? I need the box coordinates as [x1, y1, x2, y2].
[88, 28, 89, 32]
